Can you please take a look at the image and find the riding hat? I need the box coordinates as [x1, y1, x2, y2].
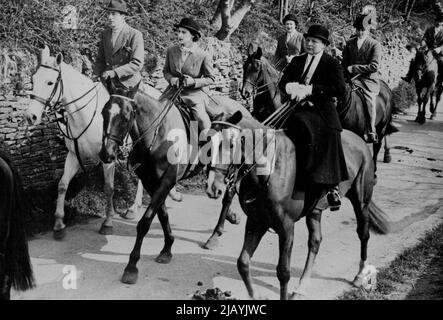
[283, 13, 298, 25]
[303, 24, 330, 45]
[103, 0, 128, 15]
[174, 17, 201, 39]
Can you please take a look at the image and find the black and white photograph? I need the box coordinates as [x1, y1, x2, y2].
[0, 0, 442, 305]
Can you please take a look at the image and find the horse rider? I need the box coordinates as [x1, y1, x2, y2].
[273, 13, 305, 72]
[161, 17, 215, 133]
[93, 0, 144, 91]
[279, 24, 348, 211]
[402, 13, 443, 85]
[342, 13, 381, 144]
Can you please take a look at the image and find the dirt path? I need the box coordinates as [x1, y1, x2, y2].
[12, 107, 443, 300]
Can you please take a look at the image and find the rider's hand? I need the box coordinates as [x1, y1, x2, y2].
[183, 75, 196, 88]
[285, 82, 300, 100]
[286, 55, 294, 63]
[101, 70, 116, 81]
[347, 66, 353, 74]
[170, 77, 180, 87]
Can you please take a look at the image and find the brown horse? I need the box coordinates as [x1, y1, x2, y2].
[241, 45, 398, 176]
[99, 83, 251, 284]
[205, 111, 391, 299]
[410, 50, 441, 124]
[0, 145, 35, 300]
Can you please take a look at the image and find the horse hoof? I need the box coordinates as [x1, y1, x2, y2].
[121, 267, 138, 284]
[202, 236, 219, 250]
[155, 251, 172, 264]
[120, 209, 136, 220]
[383, 154, 392, 163]
[53, 228, 66, 240]
[99, 225, 113, 235]
[226, 210, 241, 225]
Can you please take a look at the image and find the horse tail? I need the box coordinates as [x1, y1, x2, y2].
[1, 152, 35, 291]
[367, 200, 391, 235]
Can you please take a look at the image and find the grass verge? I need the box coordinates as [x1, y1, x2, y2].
[339, 221, 443, 300]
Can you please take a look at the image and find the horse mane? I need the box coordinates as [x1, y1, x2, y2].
[0, 141, 35, 292]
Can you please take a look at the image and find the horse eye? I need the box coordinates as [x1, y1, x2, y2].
[47, 81, 54, 86]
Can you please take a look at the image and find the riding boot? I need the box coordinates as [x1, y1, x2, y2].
[327, 185, 341, 211]
[366, 96, 378, 144]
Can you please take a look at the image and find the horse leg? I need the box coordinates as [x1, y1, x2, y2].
[99, 162, 116, 235]
[203, 186, 235, 250]
[276, 217, 294, 300]
[432, 84, 442, 119]
[372, 140, 382, 182]
[294, 208, 322, 297]
[53, 151, 80, 240]
[383, 136, 391, 164]
[349, 196, 371, 288]
[121, 170, 175, 284]
[237, 217, 268, 299]
[155, 203, 174, 264]
[122, 179, 144, 220]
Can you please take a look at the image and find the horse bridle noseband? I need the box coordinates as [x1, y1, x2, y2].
[30, 64, 64, 113]
[30, 64, 100, 171]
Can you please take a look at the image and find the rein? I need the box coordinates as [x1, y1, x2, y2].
[30, 64, 101, 171]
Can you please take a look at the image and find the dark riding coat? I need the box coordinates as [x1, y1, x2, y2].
[279, 52, 348, 186]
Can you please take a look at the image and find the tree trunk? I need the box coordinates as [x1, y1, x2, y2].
[279, 0, 289, 22]
[406, 0, 416, 21]
[214, 0, 255, 41]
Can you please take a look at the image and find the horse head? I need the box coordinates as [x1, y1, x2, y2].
[27, 46, 64, 125]
[206, 111, 243, 199]
[241, 44, 264, 100]
[99, 82, 138, 164]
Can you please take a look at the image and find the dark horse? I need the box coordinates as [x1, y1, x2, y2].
[241, 44, 398, 176]
[0, 145, 35, 299]
[410, 50, 442, 124]
[205, 111, 391, 299]
[99, 83, 251, 284]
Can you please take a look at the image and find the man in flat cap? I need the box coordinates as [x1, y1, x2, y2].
[94, 0, 144, 90]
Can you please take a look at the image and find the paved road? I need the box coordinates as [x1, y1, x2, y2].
[12, 107, 443, 300]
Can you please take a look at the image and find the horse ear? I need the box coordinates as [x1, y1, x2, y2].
[247, 43, 255, 57]
[227, 111, 243, 125]
[56, 53, 63, 66]
[40, 45, 50, 64]
[255, 47, 263, 60]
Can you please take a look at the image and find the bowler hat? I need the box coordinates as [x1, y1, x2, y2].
[304, 24, 330, 45]
[283, 13, 298, 25]
[353, 14, 374, 30]
[103, 0, 128, 15]
[174, 17, 201, 38]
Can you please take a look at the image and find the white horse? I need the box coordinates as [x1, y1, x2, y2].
[26, 46, 180, 239]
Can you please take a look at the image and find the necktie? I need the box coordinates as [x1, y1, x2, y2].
[300, 55, 314, 84]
